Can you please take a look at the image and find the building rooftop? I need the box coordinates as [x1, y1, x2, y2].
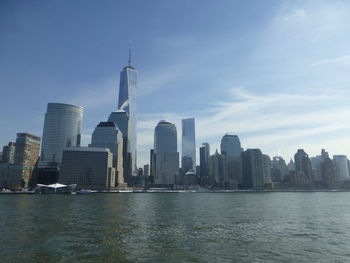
[64, 147, 110, 153]
[158, 119, 172, 125]
[224, 133, 238, 137]
[97, 122, 116, 128]
[47, 102, 83, 109]
[16, 133, 41, 141]
[123, 65, 136, 70]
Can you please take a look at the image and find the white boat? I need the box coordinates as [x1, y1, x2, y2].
[77, 189, 97, 194]
[118, 189, 133, 193]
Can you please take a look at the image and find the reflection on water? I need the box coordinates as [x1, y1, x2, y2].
[1, 193, 350, 262]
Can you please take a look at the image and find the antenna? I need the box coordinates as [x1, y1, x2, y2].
[128, 41, 132, 66]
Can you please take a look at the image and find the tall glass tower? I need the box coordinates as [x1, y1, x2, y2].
[39, 103, 83, 168]
[154, 120, 179, 184]
[181, 118, 196, 171]
[117, 61, 137, 175]
[220, 133, 242, 159]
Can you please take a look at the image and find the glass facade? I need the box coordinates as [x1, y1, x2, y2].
[118, 66, 137, 175]
[89, 122, 124, 185]
[39, 103, 83, 168]
[181, 118, 196, 170]
[333, 155, 350, 181]
[108, 110, 130, 183]
[154, 120, 179, 184]
[200, 143, 210, 178]
[220, 133, 242, 159]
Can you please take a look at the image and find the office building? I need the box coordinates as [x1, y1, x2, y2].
[311, 149, 329, 181]
[271, 157, 288, 182]
[143, 164, 149, 177]
[154, 120, 179, 185]
[1, 142, 16, 164]
[242, 149, 264, 189]
[320, 157, 336, 187]
[39, 103, 83, 168]
[108, 110, 131, 183]
[0, 134, 40, 189]
[294, 149, 313, 185]
[199, 143, 210, 179]
[89, 121, 124, 185]
[59, 147, 115, 190]
[220, 133, 242, 158]
[220, 134, 243, 187]
[182, 155, 193, 174]
[333, 155, 350, 181]
[262, 154, 272, 185]
[13, 133, 41, 188]
[117, 57, 137, 176]
[181, 118, 196, 171]
[208, 150, 226, 188]
[150, 149, 156, 179]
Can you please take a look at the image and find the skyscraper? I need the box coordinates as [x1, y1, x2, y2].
[108, 110, 131, 183]
[242, 149, 264, 189]
[117, 59, 137, 176]
[14, 133, 41, 188]
[1, 142, 16, 164]
[89, 122, 124, 185]
[262, 154, 272, 185]
[39, 103, 83, 168]
[333, 155, 349, 181]
[200, 143, 210, 178]
[182, 118, 196, 171]
[320, 157, 336, 187]
[208, 150, 226, 188]
[294, 149, 313, 185]
[220, 133, 242, 158]
[220, 134, 243, 188]
[154, 120, 179, 185]
[271, 156, 288, 182]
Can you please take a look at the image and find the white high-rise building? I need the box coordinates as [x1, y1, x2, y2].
[39, 103, 83, 168]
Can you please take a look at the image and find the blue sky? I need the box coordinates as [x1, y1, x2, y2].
[1, 0, 350, 166]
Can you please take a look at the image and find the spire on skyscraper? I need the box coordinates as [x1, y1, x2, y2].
[128, 41, 132, 67]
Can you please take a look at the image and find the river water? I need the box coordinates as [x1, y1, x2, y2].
[1, 192, 350, 262]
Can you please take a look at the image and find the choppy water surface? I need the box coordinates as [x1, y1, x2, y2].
[1, 193, 350, 262]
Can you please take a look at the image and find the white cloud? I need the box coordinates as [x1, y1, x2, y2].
[312, 55, 350, 67]
[136, 87, 350, 166]
[68, 79, 117, 109]
[282, 8, 306, 22]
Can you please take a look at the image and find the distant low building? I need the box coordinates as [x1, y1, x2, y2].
[59, 147, 115, 190]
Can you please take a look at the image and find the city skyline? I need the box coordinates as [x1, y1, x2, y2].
[2, 1, 350, 166]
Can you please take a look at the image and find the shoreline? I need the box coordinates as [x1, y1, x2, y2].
[2, 189, 350, 194]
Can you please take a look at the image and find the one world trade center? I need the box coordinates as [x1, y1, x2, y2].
[117, 51, 137, 176]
